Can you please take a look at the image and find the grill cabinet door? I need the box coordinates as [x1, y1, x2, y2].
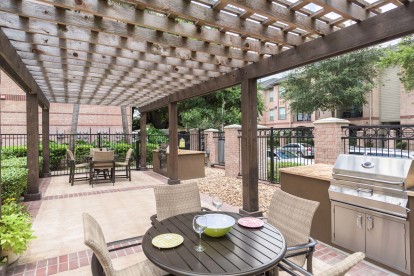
[366, 215, 409, 273]
[332, 204, 365, 252]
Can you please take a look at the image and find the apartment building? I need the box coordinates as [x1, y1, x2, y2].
[258, 67, 414, 127]
[0, 70, 131, 134]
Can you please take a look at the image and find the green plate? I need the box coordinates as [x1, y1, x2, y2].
[152, 233, 184, 249]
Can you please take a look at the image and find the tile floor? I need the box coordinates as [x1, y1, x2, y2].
[5, 170, 398, 276]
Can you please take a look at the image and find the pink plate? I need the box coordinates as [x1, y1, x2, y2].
[237, 217, 264, 228]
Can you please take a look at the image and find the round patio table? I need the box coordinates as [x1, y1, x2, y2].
[142, 212, 286, 276]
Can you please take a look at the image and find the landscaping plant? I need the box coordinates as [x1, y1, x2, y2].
[0, 199, 35, 256]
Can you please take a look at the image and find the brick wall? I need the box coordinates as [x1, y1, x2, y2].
[0, 70, 131, 134]
[204, 129, 218, 165]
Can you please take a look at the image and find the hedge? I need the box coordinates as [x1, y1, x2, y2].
[146, 143, 159, 164]
[1, 167, 28, 202]
[114, 143, 131, 159]
[74, 144, 93, 162]
[1, 157, 44, 177]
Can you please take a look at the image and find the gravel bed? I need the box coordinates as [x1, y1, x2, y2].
[183, 167, 279, 215]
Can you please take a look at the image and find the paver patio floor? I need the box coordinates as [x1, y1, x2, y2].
[6, 169, 397, 276]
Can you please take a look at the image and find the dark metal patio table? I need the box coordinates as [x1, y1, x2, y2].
[142, 212, 287, 276]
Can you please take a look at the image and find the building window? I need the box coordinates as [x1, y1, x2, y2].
[279, 107, 286, 120]
[279, 86, 286, 99]
[297, 113, 312, 121]
[269, 91, 274, 102]
[269, 109, 275, 121]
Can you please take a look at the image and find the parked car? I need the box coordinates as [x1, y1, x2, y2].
[267, 150, 314, 165]
[278, 143, 314, 157]
[349, 147, 414, 159]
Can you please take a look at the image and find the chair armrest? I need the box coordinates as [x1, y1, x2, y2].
[286, 237, 317, 252]
[150, 214, 158, 225]
[278, 258, 313, 276]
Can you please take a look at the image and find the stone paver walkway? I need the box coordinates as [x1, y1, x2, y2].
[6, 169, 397, 276]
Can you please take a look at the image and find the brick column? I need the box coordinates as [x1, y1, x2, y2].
[224, 124, 241, 178]
[314, 118, 350, 165]
[204, 128, 218, 165]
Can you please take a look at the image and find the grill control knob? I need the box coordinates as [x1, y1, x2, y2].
[361, 161, 374, 169]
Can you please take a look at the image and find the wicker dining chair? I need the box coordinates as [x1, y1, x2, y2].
[67, 149, 89, 186]
[267, 189, 320, 274]
[278, 251, 365, 276]
[151, 182, 209, 224]
[115, 148, 134, 181]
[82, 213, 168, 276]
[90, 151, 115, 187]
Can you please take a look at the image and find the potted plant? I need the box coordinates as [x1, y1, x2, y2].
[0, 199, 35, 264]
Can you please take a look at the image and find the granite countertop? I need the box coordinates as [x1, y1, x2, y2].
[153, 149, 205, 155]
[279, 164, 333, 181]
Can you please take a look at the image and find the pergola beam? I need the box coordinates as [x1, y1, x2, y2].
[139, 2, 414, 112]
[306, 0, 371, 22]
[0, 1, 265, 62]
[36, 0, 281, 55]
[0, 28, 49, 108]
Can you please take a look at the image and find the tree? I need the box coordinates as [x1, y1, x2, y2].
[380, 36, 414, 91]
[282, 48, 383, 116]
[178, 85, 264, 130]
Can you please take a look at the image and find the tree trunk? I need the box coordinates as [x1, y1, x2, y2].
[121, 106, 130, 143]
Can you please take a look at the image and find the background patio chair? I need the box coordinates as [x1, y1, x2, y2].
[90, 148, 108, 156]
[278, 251, 365, 276]
[82, 213, 167, 276]
[151, 182, 210, 224]
[267, 189, 319, 273]
[67, 149, 89, 186]
[90, 151, 115, 187]
[115, 148, 134, 181]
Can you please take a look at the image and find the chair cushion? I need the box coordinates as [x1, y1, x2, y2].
[115, 162, 128, 166]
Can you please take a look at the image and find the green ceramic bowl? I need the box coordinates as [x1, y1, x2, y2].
[199, 214, 236, 237]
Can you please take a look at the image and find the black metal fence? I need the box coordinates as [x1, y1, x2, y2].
[342, 125, 414, 158]
[1, 131, 206, 176]
[239, 127, 315, 183]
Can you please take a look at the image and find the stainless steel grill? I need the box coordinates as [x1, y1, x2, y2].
[329, 154, 414, 218]
[329, 154, 411, 274]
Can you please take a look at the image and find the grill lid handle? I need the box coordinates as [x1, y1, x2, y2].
[332, 173, 404, 186]
[361, 161, 374, 169]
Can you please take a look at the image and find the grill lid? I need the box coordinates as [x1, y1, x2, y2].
[333, 154, 414, 189]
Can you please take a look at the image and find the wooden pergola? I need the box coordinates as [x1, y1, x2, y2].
[0, 0, 413, 214]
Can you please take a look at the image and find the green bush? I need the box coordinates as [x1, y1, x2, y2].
[49, 143, 68, 170]
[146, 143, 159, 164]
[74, 144, 93, 162]
[1, 156, 43, 177]
[0, 199, 36, 254]
[114, 143, 131, 159]
[1, 146, 27, 159]
[396, 141, 408, 150]
[1, 167, 28, 202]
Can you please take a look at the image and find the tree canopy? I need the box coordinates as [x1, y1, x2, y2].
[380, 36, 414, 91]
[281, 48, 383, 116]
[133, 86, 264, 130]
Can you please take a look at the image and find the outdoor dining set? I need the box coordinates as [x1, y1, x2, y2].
[67, 148, 134, 187]
[81, 182, 366, 276]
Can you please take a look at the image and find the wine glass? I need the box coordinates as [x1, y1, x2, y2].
[212, 196, 223, 211]
[193, 215, 207, 252]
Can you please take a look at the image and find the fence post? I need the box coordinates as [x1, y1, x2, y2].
[270, 127, 275, 183]
[136, 138, 140, 170]
[313, 118, 350, 164]
[224, 124, 241, 177]
[204, 129, 219, 166]
[98, 133, 101, 149]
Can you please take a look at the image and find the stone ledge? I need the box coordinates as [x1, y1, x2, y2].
[314, 117, 350, 125]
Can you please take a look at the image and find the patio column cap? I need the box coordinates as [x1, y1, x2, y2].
[257, 125, 267, 129]
[204, 128, 219, 132]
[224, 124, 242, 129]
[314, 117, 350, 125]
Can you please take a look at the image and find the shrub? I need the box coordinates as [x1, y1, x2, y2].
[146, 143, 159, 164]
[1, 157, 43, 177]
[0, 199, 36, 254]
[1, 146, 27, 159]
[396, 141, 408, 150]
[49, 143, 68, 170]
[114, 143, 131, 159]
[1, 167, 28, 202]
[74, 144, 93, 162]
